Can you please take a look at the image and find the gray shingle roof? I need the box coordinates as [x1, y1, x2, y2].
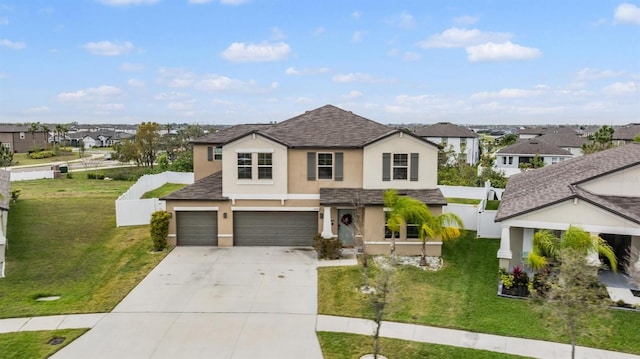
[496, 143, 640, 223]
[536, 133, 586, 148]
[320, 188, 447, 206]
[192, 124, 274, 145]
[496, 138, 573, 156]
[161, 172, 226, 201]
[613, 123, 640, 141]
[0, 170, 9, 211]
[261, 105, 396, 148]
[414, 122, 478, 138]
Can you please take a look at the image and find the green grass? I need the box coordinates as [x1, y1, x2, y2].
[318, 233, 640, 354]
[0, 329, 87, 359]
[0, 176, 168, 318]
[317, 332, 531, 359]
[446, 197, 481, 205]
[141, 183, 187, 199]
[11, 152, 91, 166]
[485, 200, 500, 210]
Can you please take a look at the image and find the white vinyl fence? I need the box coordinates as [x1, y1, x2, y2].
[115, 172, 194, 227]
[10, 170, 54, 181]
[439, 181, 503, 238]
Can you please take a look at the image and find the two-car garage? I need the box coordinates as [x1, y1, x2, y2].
[175, 210, 317, 247]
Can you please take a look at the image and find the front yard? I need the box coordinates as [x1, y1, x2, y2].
[318, 232, 640, 355]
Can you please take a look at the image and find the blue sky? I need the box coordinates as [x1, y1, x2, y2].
[0, 0, 639, 125]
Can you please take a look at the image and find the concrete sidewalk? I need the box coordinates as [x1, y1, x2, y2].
[316, 315, 640, 359]
[0, 313, 106, 334]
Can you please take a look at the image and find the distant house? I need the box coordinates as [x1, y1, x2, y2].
[495, 143, 640, 272]
[0, 125, 48, 153]
[0, 170, 10, 277]
[516, 127, 545, 139]
[70, 131, 134, 148]
[494, 138, 573, 177]
[613, 123, 640, 146]
[536, 132, 587, 157]
[414, 122, 480, 165]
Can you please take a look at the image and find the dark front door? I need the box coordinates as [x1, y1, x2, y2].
[601, 233, 631, 272]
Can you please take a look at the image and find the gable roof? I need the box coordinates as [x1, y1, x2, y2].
[320, 187, 447, 206]
[495, 143, 640, 223]
[613, 123, 640, 141]
[192, 124, 274, 145]
[414, 122, 478, 138]
[496, 138, 573, 156]
[161, 172, 226, 201]
[536, 133, 586, 148]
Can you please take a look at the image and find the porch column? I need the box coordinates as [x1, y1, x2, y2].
[497, 225, 512, 270]
[522, 228, 534, 264]
[321, 206, 334, 239]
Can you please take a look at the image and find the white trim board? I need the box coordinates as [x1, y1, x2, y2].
[231, 207, 320, 212]
[224, 193, 320, 200]
[174, 207, 219, 211]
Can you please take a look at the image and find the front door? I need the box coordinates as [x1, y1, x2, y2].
[338, 209, 356, 246]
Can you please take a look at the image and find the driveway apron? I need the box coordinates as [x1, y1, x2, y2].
[52, 246, 323, 359]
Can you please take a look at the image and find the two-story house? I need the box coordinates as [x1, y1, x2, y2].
[0, 125, 48, 153]
[413, 122, 480, 165]
[163, 105, 446, 255]
[494, 138, 574, 177]
[495, 143, 640, 273]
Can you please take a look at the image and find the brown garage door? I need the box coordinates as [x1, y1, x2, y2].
[233, 211, 317, 246]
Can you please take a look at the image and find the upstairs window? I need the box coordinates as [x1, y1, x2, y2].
[393, 154, 408, 180]
[258, 153, 272, 179]
[317, 153, 333, 179]
[214, 146, 222, 160]
[383, 153, 419, 182]
[237, 153, 252, 179]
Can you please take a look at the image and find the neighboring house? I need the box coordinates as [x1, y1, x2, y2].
[517, 127, 545, 139]
[536, 132, 587, 157]
[0, 125, 48, 153]
[163, 105, 446, 255]
[0, 170, 10, 277]
[71, 131, 134, 148]
[495, 143, 640, 272]
[494, 139, 573, 177]
[613, 123, 640, 146]
[414, 122, 480, 165]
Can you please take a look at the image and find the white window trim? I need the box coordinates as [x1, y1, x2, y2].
[317, 152, 334, 180]
[392, 153, 409, 181]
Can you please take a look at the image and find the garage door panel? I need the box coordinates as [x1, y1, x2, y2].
[177, 211, 218, 246]
[234, 212, 317, 246]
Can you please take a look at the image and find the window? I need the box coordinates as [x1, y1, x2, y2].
[460, 138, 467, 149]
[214, 146, 222, 160]
[441, 137, 448, 146]
[384, 212, 400, 239]
[19, 132, 25, 139]
[502, 156, 514, 165]
[406, 222, 420, 239]
[237, 153, 252, 179]
[257, 153, 272, 179]
[1, 143, 10, 151]
[318, 153, 333, 179]
[393, 154, 408, 180]
[508, 156, 514, 165]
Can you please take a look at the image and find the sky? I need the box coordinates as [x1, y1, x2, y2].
[0, 1, 639, 126]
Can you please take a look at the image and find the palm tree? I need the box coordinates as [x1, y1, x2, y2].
[384, 189, 432, 264]
[40, 124, 50, 147]
[418, 211, 464, 266]
[28, 122, 40, 140]
[527, 225, 617, 271]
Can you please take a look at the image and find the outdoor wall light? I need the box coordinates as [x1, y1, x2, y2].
[319, 212, 324, 219]
[223, 212, 228, 219]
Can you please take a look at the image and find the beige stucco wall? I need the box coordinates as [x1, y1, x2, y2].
[364, 206, 385, 242]
[222, 134, 288, 197]
[362, 133, 438, 189]
[515, 199, 640, 230]
[193, 144, 222, 181]
[579, 164, 640, 196]
[287, 148, 363, 194]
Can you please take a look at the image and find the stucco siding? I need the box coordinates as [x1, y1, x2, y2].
[193, 144, 222, 181]
[363, 133, 438, 189]
[579, 164, 640, 196]
[287, 148, 363, 194]
[515, 200, 640, 230]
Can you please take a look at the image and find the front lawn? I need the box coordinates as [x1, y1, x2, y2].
[0, 176, 168, 318]
[141, 183, 188, 199]
[318, 233, 640, 354]
[0, 329, 87, 359]
[317, 332, 531, 359]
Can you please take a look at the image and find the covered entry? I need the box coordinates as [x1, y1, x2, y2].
[233, 211, 317, 246]
[176, 211, 218, 246]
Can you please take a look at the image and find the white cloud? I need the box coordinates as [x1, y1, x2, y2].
[417, 27, 512, 48]
[168, 101, 195, 110]
[155, 92, 191, 101]
[285, 66, 330, 76]
[83, 41, 134, 56]
[127, 78, 145, 88]
[352, 11, 361, 20]
[0, 39, 26, 49]
[98, 0, 159, 6]
[575, 67, 624, 81]
[345, 90, 363, 99]
[385, 105, 411, 114]
[385, 11, 416, 29]
[157, 68, 262, 92]
[453, 15, 479, 26]
[120, 62, 145, 72]
[25, 106, 50, 113]
[470, 88, 544, 100]
[221, 41, 290, 62]
[403, 52, 421, 61]
[220, 0, 249, 5]
[602, 81, 638, 94]
[57, 85, 123, 102]
[96, 103, 124, 110]
[466, 41, 542, 62]
[614, 3, 640, 25]
[294, 97, 312, 104]
[333, 72, 383, 83]
[352, 31, 365, 43]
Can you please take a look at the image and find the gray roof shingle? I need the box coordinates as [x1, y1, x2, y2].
[613, 123, 640, 141]
[414, 122, 478, 138]
[536, 133, 586, 148]
[192, 124, 274, 145]
[496, 143, 640, 223]
[320, 188, 447, 206]
[161, 172, 226, 201]
[496, 138, 573, 156]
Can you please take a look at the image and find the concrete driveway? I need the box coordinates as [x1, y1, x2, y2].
[52, 246, 323, 359]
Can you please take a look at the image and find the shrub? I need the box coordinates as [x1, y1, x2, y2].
[28, 146, 46, 154]
[65, 172, 73, 179]
[150, 211, 171, 251]
[500, 266, 530, 297]
[87, 172, 105, 180]
[28, 150, 55, 159]
[10, 189, 21, 203]
[313, 234, 342, 259]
